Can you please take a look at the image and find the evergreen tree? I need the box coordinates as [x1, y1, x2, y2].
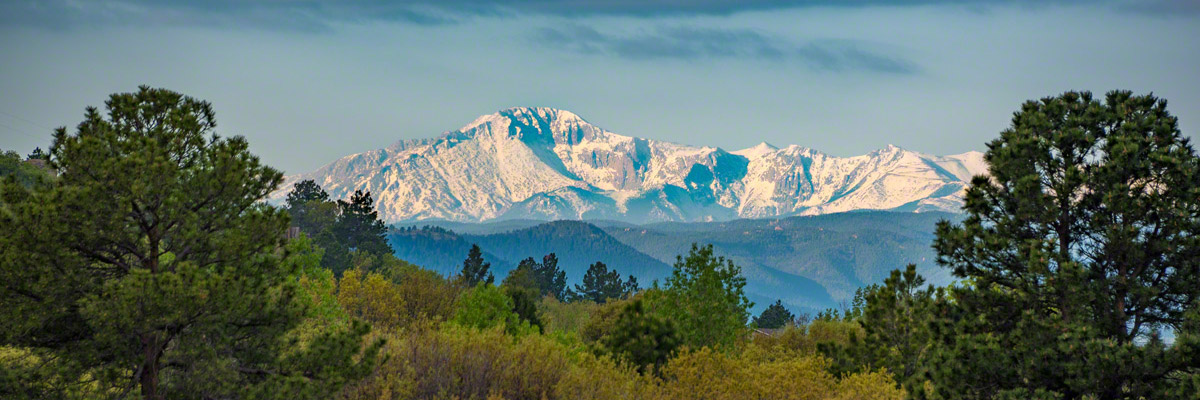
[623, 275, 640, 296]
[928, 91, 1200, 398]
[830, 264, 940, 394]
[656, 243, 753, 349]
[574, 261, 626, 303]
[335, 190, 390, 256]
[282, 180, 350, 274]
[0, 87, 378, 399]
[500, 267, 543, 331]
[459, 244, 494, 286]
[534, 253, 569, 300]
[603, 298, 680, 373]
[0, 150, 52, 189]
[25, 147, 48, 161]
[753, 300, 795, 329]
[286, 179, 330, 207]
[285, 180, 333, 234]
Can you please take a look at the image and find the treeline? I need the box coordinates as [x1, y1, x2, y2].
[2, 87, 1199, 399]
[388, 220, 673, 283]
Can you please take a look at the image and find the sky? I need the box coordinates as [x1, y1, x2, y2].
[1, 0, 1198, 174]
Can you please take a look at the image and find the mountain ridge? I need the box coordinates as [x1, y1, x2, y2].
[388, 211, 957, 313]
[273, 107, 986, 223]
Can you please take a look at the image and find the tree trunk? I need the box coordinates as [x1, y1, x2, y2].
[140, 335, 160, 400]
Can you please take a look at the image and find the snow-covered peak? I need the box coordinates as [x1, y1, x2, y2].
[877, 144, 905, 153]
[273, 108, 987, 223]
[456, 107, 590, 134]
[733, 141, 779, 158]
[501, 106, 586, 123]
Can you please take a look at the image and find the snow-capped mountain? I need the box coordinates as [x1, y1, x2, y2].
[272, 107, 987, 223]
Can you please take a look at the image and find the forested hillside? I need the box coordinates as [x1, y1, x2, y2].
[398, 212, 954, 312]
[389, 221, 673, 287]
[606, 211, 961, 303]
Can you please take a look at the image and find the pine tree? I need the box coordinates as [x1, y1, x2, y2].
[285, 179, 334, 235]
[623, 275, 640, 296]
[831, 264, 941, 394]
[500, 266, 543, 331]
[0, 87, 378, 399]
[928, 91, 1200, 398]
[459, 244, 494, 286]
[286, 179, 330, 207]
[603, 298, 680, 373]
[26, 147, 48, 161]
[753, 300, 795, 329]
[335, 190, 390, 256]
[534, 253, 569, 300]
[573, 261, 626, 303]
[283, 180, 349, 274]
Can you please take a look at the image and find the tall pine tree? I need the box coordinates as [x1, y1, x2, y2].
[928, 91, 1200, 398]
[459, 244, 494, 286]
[752, 300, 795, 329]
[574, 261, 631, 303]
[0, 87, 378, 399]
[335, 190, 390, 256]
[534, 253, 569, 300]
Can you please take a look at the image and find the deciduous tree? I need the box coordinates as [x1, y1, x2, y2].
[655, 243, 752, 349]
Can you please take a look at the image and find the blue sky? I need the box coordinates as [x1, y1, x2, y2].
[1, 0, 1198, 174]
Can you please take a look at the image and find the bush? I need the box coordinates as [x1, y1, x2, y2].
[554, 353, 656, 400]
[453, 284, 537, 336]
[655, 346, 903, 400]
[344, 324, 569, 400]
[539, 295, 599, 337]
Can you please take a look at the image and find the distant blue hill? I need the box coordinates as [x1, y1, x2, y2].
[388, 211, 961, 315]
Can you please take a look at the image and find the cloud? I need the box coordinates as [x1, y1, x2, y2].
[535, 25, 918, 73]
[2, 0, 1194, 31]
[0, 0, 458, 32]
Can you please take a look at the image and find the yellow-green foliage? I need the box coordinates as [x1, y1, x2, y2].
[554, 352, 656, 400]
[655, 346, 902, 400]
[338, 269, 408, 329]
[327, 253, 902, 400]
[345, 324, 570, 400]
[833, 369, 907, 400]
[539, 295, 599, 336]
[391, 265, 460, 324]
[0, 346, 111, 399]
[757, 319, 865, 354]
[336, 261, 460, 331]
[452, 284, 537, 336]
[580, 294, 638, 343]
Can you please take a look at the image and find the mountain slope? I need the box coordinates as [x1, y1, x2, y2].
[396, 211, 955, 314]
[387, 220, 674, 284]
[275, 107, 986, 223]
[603, 211, 960, 305]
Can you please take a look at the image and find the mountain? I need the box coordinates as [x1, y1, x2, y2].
[602, 211, 960, 305]
[388, 220, 674, 286]
[392, 211, 957, 314]
[273, 107, 986, 223]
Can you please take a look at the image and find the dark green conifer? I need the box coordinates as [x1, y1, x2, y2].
[753, 300, 795, 329]
[459, 244, 494, 286]
[0, 87, 378, 399]
[928, 91, 1200, 398]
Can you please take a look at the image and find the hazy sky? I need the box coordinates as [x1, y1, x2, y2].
[1, 0, 1198, 174]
